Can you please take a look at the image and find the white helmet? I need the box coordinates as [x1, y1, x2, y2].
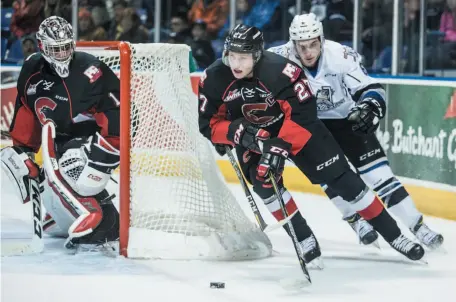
[36, 16, 75, 78]
[289, 13, 323, 41]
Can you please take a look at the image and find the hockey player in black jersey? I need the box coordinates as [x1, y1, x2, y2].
[198, 24, 425, 265]
[1, 16, 120, 250]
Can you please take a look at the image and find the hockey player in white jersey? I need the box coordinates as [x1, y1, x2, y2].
[268, 13, 444, 251]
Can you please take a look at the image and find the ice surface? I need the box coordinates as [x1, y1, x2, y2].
[1, 174, 455, 302]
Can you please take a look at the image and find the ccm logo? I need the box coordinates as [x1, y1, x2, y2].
[359, 149, 381, 161]
[234, 124, 244, 144]
[31, 180, 42, 238]
[270, 146, 289, 157]
[88, 174, 102, 182]
[317, 155, 339, 171]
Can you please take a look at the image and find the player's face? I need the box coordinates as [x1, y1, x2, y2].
[49, 42, 73, 62]
[295, 38, 321, 68]
[228, 52, 254, 79]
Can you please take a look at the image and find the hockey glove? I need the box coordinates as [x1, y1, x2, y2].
[347, 98, 386, 136]
[213, 144, 231, 156]
[227, 118, 270, 153]
[256, 138, 291, 183]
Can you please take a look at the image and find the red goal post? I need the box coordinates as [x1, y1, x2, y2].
[77, 41, 132, 256]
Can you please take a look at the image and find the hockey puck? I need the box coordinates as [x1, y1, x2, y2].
[210, 282, 225, 289]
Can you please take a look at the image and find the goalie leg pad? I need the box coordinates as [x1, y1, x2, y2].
[43, 212, 67, 237]
[73, 201, 119, 245]
[41, 178, 103, 239]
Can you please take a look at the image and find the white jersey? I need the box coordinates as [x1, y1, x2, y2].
[268, 40, 385, 119]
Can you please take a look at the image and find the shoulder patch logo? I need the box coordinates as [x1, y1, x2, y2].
[282, 63, 301, 82]
[27, 80, 43, 95]
[84, 65, 103, 83]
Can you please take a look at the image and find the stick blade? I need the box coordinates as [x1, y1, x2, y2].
[1, 237, 44, 256]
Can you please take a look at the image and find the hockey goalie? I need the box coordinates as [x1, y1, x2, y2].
[1, 16, 120, 251]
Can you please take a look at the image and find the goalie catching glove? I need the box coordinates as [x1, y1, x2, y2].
[58, 132, 119, 197]
[256, 138, 291, 183]
[347, 98, 385, 135]
[227, 118, 270, 153]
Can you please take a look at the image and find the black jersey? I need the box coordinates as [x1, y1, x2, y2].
[198, 51, 316, 156]
[9, 52, 120, 153]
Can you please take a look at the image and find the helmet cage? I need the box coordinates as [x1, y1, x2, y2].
[36, 16, 75, 78]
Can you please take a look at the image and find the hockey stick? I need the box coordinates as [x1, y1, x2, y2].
[269, 171, 311, 287]
[224, 146, 294, 232]
[225, 146, 268, 230]
[1, 172, 44, 256]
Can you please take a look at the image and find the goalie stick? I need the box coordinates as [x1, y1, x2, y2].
[224, 146, 294, 232]
[269, 171, 312, 287]
[0, 171, 44, 256]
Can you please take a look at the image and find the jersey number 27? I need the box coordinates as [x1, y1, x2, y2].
[293, 80, 312, 102]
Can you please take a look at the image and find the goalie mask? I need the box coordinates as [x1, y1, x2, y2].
[36, 16, 75, 78]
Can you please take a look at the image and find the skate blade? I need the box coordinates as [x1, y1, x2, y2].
[371, 239, 381, 249]
[64, 243, 118, 257]
[359, 237, 381, 249]
[307, 257, 324, 270]
[357, 239, 381, 251]
[279, 277, 311, 290]
[426, 243, 447, 254]
[418, 258, 428, 265]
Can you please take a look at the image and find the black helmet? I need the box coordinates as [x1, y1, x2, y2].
[223, 24, 264, 65]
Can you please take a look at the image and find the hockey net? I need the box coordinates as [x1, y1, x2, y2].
[76, 42, 272, 260]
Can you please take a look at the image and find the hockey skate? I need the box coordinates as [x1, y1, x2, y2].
[388, 234, 425, 261]
[298, 234, 324, 269]
[345, 213, 380, 248]
[65, 237, 119, 257]
[411, 216, 444, 251]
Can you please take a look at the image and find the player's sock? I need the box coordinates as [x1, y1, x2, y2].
[264, 190, 298, 221]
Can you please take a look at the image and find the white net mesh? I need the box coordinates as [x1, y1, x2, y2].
[79, 43, 272, 260]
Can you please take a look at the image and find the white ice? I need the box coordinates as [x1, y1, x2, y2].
[1, 175, 455, 302]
